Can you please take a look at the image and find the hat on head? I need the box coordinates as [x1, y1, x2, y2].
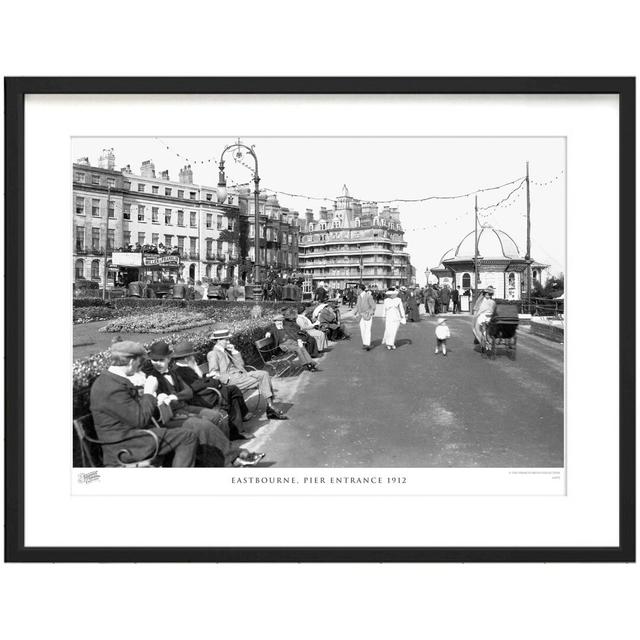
[111, 340, 146, 358]
[484, 286, 495, 294]
[148, 341, 172, 360]
[171, 341, 198, 359]
[212, 327, 233, 341]
[386, 289, 398, 296]
[400, 286, 407, 291]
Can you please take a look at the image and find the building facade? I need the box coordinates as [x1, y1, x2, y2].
[430, 225, 549, 299]
[297, 186, 412, 291]
[72, 150, 300, 288]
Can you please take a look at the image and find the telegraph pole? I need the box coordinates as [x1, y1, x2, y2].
[474, 195, 479, 298]
[525, 161, 531, 312]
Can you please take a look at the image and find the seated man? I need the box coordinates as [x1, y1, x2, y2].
[265, 313, 319, 371]
[314, 300, 350, 341]
[295, 304, 328, 352]
[206, 327, 288, 420]
[89, 340, 198, 467]
[142, 340, 263, 466]
[170, 340, 254, 441]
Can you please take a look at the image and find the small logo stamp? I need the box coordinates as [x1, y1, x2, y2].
[78, 470, 101, 484]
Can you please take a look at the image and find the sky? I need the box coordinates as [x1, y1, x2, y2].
[73, 137, 566, 283]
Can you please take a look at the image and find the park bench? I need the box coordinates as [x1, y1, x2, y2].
[73, 413, 162, 468]
[253, 337, 301, 377]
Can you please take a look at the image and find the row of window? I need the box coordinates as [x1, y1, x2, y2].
[75, 172, 117, 188]
[307, 218, 400, 232]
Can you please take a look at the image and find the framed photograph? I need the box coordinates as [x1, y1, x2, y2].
[5, 77, 635, 562]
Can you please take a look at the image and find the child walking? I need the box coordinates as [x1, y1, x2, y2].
[434, 318, 450, 356]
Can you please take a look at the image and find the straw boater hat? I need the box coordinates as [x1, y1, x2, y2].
[211, 327, 233, 341]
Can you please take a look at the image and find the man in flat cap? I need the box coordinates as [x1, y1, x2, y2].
[89, 341, 198, 467]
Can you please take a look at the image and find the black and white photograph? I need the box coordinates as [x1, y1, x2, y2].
[72, 136, 565, 474]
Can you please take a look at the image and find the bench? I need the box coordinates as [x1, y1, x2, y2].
[253, 337, 300, 377]
[198, 361, 264, 411]
[73, 413, 162, 468]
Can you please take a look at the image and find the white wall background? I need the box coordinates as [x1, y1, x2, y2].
[1, 2, 638, 640]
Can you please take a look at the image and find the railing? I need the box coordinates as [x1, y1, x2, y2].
[520, 296, 564, 317]
[189, 251, 200, 260]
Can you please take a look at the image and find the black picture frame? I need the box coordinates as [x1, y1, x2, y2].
[4, 77, 635, 563]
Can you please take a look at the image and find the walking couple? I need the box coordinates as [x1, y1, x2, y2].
[353, 285, 406, 351]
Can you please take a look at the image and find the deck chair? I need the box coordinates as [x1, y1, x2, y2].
[73, 414, 161, 468]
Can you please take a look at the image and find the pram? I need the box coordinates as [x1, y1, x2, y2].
[480, 302, 519, 360]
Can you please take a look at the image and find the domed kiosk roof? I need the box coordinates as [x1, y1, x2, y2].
[450, 226, 521, 260]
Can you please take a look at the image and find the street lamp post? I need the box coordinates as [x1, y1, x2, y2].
[216, 140, 261, 298]
[102, 184, 111, 301]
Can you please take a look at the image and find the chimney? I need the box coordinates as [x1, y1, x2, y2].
[161, 169, 170, 181]
[98, 148, 115, 170]
[121, 164, 132, 173]
[76, 157, 90, 166]
[140, 160, 156, 178]
[305, 209, 314, 223]
[178, 164, 193, 184]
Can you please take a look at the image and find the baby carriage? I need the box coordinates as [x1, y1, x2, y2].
[480, 302, 519, 360]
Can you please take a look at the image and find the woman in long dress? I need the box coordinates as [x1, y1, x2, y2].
[472, 286, 497, 344]
[405, 289, 420, 322]
[382, 289, 406, 350]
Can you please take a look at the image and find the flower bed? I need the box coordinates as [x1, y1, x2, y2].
[74, 307, 121, 324]
[111, 298, 297, 311]
[73, 317, 275, 416]
[99, 310, 213, 333]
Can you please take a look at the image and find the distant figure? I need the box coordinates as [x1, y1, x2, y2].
[425, 285, 436, 316]
[451, 286, 461, 314]
[314, 282, 328, 303]
[434, 318, 451, 356]
[439, 285, 451, 314]
[382, 288, 406, 350]
[472, 286, 497, 344]
[353, 283, 376, 351]
[405, 288, 420, 322]
[172, 278, 188, 300]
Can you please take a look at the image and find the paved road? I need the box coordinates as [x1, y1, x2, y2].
[250, 309, 564, 468]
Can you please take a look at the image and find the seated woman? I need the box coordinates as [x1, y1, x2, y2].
[295, 304, 328, 352]
[313, 301, 350, 341]
[265, 313, 319, 371]
[472, 286, 497, 344]
[170, 340, 254, 441]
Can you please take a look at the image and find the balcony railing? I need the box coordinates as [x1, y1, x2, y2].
[189, 251, 200, 260]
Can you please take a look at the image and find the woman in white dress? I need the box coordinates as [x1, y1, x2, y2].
[472, 286, 497, 344]
[382, 289, 406, 350]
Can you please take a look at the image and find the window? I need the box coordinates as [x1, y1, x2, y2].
[177, 236, 185, 251]
[177, 210, 184, 226]
[227, 219, 235, 231]
[107, 229, 115, 249]
[152, 207, 159, 223]
[107, 177, 116, 188]
[354, 217, 360, 227]
[217, 215, 223, 230]
[165, 187, 172, 197]
[137, 183, 146, 192]
[91, 199, 100, 216]
[206, 213, 213, 229]
[91, 260, 100, 279]
[320, 222, 326, 230]
[206, 193, 213, 201]
[190, 211, 197, 227]
[177, 190, 184, 199]
[123, 181, 131, 190]
[164, 234, 173, 246]
[137, 232, 145, 245]
[75, 259, 84, 279]
[75, 172, 85, 183]
[206, 239, 213, 256]
[75, 226, 85, 251]
[108, 201, 115, 218]
[190, 237, 197, 252]
[91, 174, 100, 185]
[189, 192, 196, 200]
[165, 208, 172, 224]
[138, 205, 145, 222]
[152, 233, 159, 246]
[308, 223, 313, 232]
[91, 227, 100, 251]
[123, 203, 131, 220]
[123, 231, 131, 246]
[75, 196, 85, 215]
[462, 273, 471, 289]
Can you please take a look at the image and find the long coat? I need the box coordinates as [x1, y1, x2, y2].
[406, 293, 420, 322]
